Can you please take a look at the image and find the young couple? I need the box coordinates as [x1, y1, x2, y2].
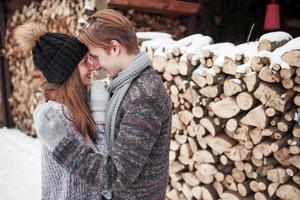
[15, 9, 171, 200]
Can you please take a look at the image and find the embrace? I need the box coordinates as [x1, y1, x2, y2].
[15, 9, 172, 200]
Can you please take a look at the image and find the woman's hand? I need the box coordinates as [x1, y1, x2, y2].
[33, 103, 68, 151]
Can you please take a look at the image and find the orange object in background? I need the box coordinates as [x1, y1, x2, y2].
[264, 0, 280, 30]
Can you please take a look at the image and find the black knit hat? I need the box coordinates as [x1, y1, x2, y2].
[32, 33, 88, 84]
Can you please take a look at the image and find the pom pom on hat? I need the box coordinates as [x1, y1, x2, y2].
[14, 22, 46, 51]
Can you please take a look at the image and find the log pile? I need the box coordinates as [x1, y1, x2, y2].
[3, 0, 87, 135]
[117, 9, 186, 40]
[138, 31, 300, 200]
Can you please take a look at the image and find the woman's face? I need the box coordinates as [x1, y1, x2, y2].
[78, 56, 93, 86]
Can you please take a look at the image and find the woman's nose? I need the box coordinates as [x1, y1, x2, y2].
[92, 62, 102, 70]
[94, 65, 101, 70]
[89, 65, 95, 71]
[85, 62, 95, 71]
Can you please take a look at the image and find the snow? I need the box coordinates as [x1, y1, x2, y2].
[250, 37, 300, 69]
[165, 34, 204, 55]
[236, 35, 299, 73]
[0, 128, 41, 200]
[141, 31, 298, 72]
[235, 42, 258, 58]
[210, 42, 257, 70]
[236, 62, 251, 74]
[192, 54, 200, 62]
[187, 36, 213, 54]
[180, 53, 188, 62]
[141, 38, 174, 50]
[179, 36, 214, 62]
[294, 113, 300, 122]
[231, 78, 242, 85]
[136, 32, 172, 40]
[193, 64, 205, 75]
[234, 42, 258, 74]
[271, 37, 300, 69]
[175, 34, 203, 47]
[257, 50, 273, 58]
[206, 68, 216, 76]
[274, 37, 300, 55]
[199, 43, 236, 66]
[201, 42, 235, 52]
[214, 46, 237, 66]
[259, 31, 292, 42]
[154, 46, 167, 58]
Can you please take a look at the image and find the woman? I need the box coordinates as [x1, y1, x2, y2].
[15, 22, 109, 200]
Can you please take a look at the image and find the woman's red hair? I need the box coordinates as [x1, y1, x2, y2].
[42, 67, 96, 142]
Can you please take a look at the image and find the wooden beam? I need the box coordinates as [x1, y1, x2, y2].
[107, 0, 200, 15]
[0, 0, 13, 127]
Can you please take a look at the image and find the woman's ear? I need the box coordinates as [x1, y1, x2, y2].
[110, 40, 121, 56]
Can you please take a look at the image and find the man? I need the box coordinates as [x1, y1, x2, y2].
[34, 9, 172, 200]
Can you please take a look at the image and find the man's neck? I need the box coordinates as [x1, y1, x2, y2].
[121, 52, 139, 70]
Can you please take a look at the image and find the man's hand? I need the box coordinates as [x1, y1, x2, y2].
[90, 79, 110, 123]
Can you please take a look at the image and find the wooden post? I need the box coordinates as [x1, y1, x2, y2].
[184, 14, 198, 37]
[0, 0, 13, 127]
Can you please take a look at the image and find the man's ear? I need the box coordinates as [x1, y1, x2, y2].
[110, 40, 121, 55]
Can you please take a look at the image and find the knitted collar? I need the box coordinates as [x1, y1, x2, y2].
[109, 52, 152, 93]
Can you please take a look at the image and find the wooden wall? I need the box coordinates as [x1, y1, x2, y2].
[195, 0, 300, 45]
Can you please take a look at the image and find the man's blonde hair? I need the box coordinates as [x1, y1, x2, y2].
[78, 9, 139, 55]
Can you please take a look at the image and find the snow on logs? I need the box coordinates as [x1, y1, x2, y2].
[138, 31, 300, 200]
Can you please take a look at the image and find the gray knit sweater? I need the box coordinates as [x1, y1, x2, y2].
[41, 101, 107, 200]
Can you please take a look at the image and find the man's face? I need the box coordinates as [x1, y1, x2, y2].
[87, 46, 122, 78]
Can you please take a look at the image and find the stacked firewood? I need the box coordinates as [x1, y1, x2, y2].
[117, 9, 186, 40]
[138, 32, 300, 200]
[3, 0, 88, 135]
